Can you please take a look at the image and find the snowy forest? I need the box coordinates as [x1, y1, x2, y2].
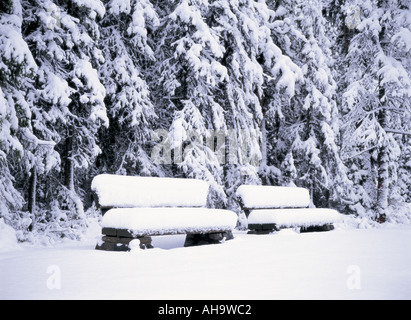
[1, 0, 411, 243]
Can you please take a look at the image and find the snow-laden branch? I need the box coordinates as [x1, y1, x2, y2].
[342, 145, 378, 161]
[384, 128, 411, 137]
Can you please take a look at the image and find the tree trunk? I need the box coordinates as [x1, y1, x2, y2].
[260, 116, 267, 169]
[375, 10, 388, 223]
[376, 108, 388, 223]
[64, 135, 74, 192]
[27, 166, 37, 231]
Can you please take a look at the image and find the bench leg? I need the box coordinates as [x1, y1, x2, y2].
[247, 223, 279, 234]
[137, 236, 153, 249]
[96, 236, 132, 251]
[95, 235, 153, 251]
[184, 231, 233, 247]
[300, 224, 335, 233]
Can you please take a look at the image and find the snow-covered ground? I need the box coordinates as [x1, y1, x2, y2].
[1, 219, 411, 300]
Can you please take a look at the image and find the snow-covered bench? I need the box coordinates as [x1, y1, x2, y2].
[91, 174, 238, 251]
[236, 185, 342, 234]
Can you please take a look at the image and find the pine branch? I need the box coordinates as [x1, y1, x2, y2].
[384, 128, 411, 137]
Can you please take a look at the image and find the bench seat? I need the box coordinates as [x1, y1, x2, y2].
[247, 208, 342, 230]
[101, 207, 238, 236]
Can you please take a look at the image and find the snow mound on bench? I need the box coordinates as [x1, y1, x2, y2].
[248, 208, 343, 228]
[101, 207, 238, 236]
[236, 185, 310, 209]
[92, 174, 209, 208]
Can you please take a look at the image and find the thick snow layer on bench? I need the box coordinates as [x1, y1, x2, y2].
[236, 185, 310, 209]
[101, 207, 238, 236]
[92, 174, 209, 208]
[248, 208, 342, 228]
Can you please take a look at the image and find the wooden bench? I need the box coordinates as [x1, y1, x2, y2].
[236, 185, 343, 234]
[91, 174, 238, 251]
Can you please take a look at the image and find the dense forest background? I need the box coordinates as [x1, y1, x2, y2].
[1, 0, 410, 243]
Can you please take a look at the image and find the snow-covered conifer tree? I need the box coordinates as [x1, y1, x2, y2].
[265, 0, 349, 209]
[208, 0, 268, 214]
[0, 0, 38, 231]
[150, 0, 228, 207]
[21, 0, 108, 237]
[99, 0, 161, 175]
[97, 0, 162, 177]
[339, 0, 411, 222]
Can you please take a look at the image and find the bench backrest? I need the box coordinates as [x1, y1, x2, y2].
[91, 174, 209, 209]
[236, 185, 310, 209]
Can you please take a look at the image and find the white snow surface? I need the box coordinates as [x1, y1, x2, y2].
[1, 220, 411, 300]
[248, 208, 343, 227]
[91, 174, 209, 208]
[236, 185, 310, 208]
[101, 207, 238, 235]
[0, 218, 21, 253]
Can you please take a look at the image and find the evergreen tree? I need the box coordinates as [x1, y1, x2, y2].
[266, 0, 350, 209]
[150, 0, 228, 207]
[17, 0, 71, 237]
[339, 0, 411, 222]
[209, 0, 272, 214]
[22, 0, 108, 238]
[0, 0, 38, 233]
[97, 0, 161, 178]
